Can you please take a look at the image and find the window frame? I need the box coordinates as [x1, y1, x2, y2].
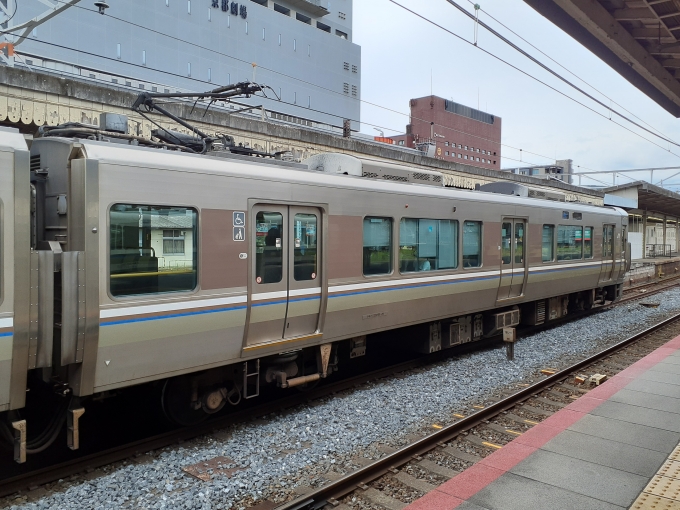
[107, 203, 200, 300]
[398, 218, 459, 274]
[462, 220, 483, 269]
[362, 215, 394, 277]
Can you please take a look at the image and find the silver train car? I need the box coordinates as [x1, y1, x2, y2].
[0, 127, 629, 461]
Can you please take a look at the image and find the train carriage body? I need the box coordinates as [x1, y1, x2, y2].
[0, 129, 629, 458]
[25, 137, 628, 396]
[0, 127, 30, 413]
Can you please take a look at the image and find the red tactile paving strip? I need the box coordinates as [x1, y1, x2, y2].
[403, 335, 680, 510]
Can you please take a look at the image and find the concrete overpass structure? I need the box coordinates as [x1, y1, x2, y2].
[525, 0, 680, 116]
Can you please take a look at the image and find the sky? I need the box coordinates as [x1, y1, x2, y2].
[352, 0, 680, 189]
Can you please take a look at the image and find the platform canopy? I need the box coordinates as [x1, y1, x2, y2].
[603, 180, 680, 216]
[525, 0, 680, 116]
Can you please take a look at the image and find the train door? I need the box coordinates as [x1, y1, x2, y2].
[600, 224, 615, 282]
[246, 205, 322, 347]
[498, 219, 526, 300]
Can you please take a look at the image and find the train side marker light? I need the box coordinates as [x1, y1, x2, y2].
[482, 442, 502, 449]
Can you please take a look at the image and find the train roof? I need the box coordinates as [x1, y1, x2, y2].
[33, 136, 626, 218]
[0, 127, 28, 152]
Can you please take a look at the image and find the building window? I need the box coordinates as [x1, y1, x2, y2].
[278, 34, 281, 46]
[208, 8, 211, 20]
[317, 21, 331, 33]
[464, 145, 468, 150]
[187, 0, 191, 14]
[399, 219, 458, 272]
[293, 39, 296, 51]
[245, 21, 248, 33]
[464, 155, 468, 159]
[109, 204, 198, 297]
[208, 67, 212, 82]
[262, 28, 265, 40]
[187, 62, 191, 76]
[308, 44, 311, 56]
[294, 91, 297, 104]
[116, 43, 121, 59]
[364, 217, 392, 276]
[227, 15, 230, 27]
[142, 50, 146, 65]
[336, 29, 348, 39]
[163, 230, 185, 255]
[445, 141, 449, 146]
[308, 95, 311, 108]
[476, 157, 480, 161]
[296, 12, 312, 24]
[463, 221, 482, 268]
[274, 3, 290, 15]
[166, 0, 169, 5]
[399, 140, 405, 146]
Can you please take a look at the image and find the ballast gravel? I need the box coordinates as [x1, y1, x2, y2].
[6, 288, 680, 510]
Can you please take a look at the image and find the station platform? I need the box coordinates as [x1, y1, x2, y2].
[405, 335, 680, 510]
[626, 257, 680, 287]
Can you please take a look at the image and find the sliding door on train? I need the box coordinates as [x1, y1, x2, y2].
[599, 224, 615, 283]
[246, 205, 322, 347]
[498, 219, 526, 301]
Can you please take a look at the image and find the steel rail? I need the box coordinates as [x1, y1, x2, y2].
[275, 310, 680, 510]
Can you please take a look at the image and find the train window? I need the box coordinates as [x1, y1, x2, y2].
[501, 222, 511, 264]
[109, 204, 198, 297]
[363, 217, 392, 276]
[542, 225, 554, 262]
[399, 218, 458, 272]
[463, 221, 482, 268]
[584, 226, 594, 258]
[293, 213, 317, 281]
[557, 225, 583, 261]
[255, 212, 284, 284]
[603, 225, 614, 258]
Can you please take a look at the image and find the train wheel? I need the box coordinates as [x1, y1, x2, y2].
[161, 377, 208, 427]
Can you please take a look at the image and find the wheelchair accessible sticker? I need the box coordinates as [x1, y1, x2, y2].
[233, 211, 245, 242]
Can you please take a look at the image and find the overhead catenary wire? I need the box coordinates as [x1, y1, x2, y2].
[387, 0, 680, 164]
[3, 2, 673, 183]
[0, 0, 609, 169]
[463, 0, 677, 144]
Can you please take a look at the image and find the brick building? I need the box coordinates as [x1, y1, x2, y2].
[391, 95, 501, 170]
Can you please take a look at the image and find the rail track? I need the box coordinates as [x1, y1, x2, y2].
[1, 280, 680, 506]
[275, 311, 680, 510]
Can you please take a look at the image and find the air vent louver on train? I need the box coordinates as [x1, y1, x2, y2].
[302, 153, 444, 187]
[30, 154, 41, 172]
